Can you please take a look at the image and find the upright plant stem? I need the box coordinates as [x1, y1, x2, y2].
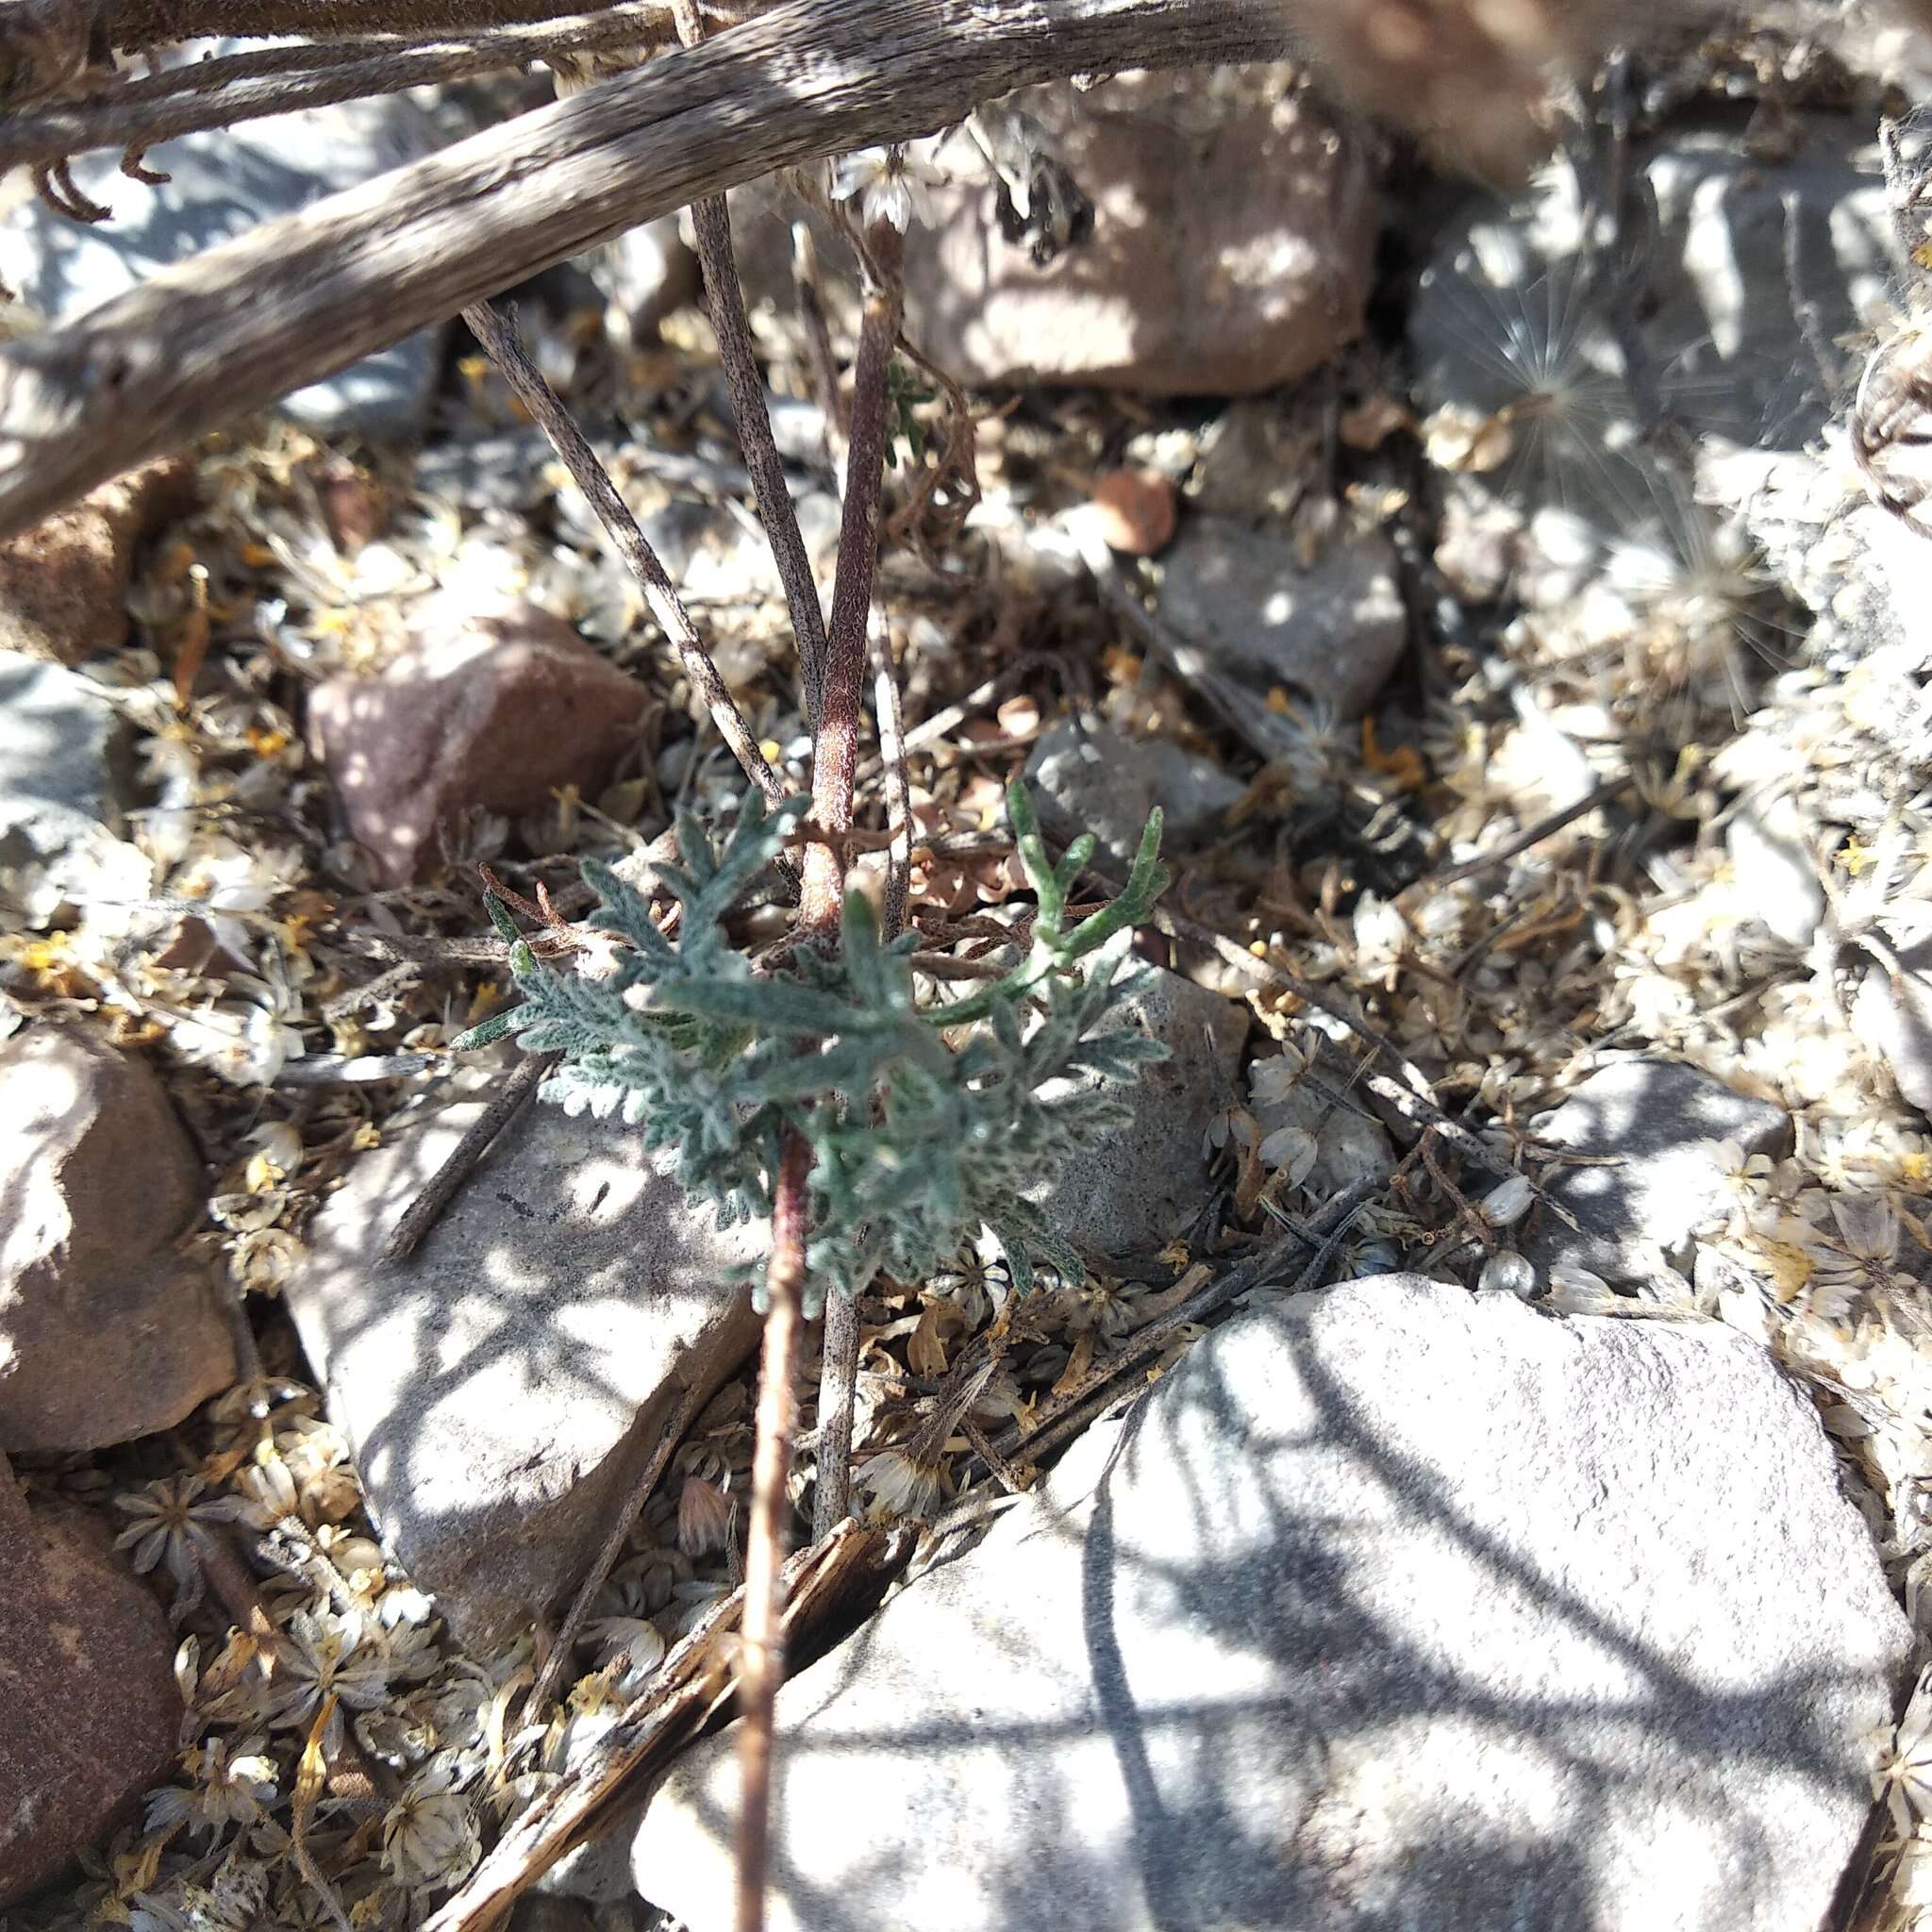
[801, 217, 906, 933]
[735, 1128, 810, 1932]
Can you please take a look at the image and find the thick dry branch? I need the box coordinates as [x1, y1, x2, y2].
[0, 6, 677, 170]
[0, 0, 1291, 541]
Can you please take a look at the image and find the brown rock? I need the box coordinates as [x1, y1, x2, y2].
[306, 601, 649, 888]
[1088, 468, 1178, 556]
[0, 459, 194, 665]
[902, 72, 1377, 395]
[0, 1025, 236, 1453]
[0, 1457, 179, 1906]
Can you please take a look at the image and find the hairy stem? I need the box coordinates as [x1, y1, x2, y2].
[736, 1128, 810, 1932]
[461, 299, 785, 810]
[800, 216, 905, 933]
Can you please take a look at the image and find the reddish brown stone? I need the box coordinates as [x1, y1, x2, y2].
[899, 72, 1378, 396]
[306, 600, 651, 888]
[0, 459, 195, 666]
[312, 455, 391, 556]
[0, 1024, 236, 1453]
[1088, 468, 1178, 556]
[0, 1459, 179, 1906]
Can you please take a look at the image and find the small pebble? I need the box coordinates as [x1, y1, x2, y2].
[1088, 468, 1178, 557]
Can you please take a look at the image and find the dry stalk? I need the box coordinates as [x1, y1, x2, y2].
[460, 298, 786, 811]
[673, 0, 830, 737]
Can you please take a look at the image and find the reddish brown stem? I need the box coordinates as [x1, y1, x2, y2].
[801, 217, 904, 933]
[734, 1127, 810, 1932]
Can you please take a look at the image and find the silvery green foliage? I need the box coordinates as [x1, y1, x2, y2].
[454, 783, 1170, 1314]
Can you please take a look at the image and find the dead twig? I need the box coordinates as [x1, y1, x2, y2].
[673, 0, 829, 735]
[379, 1052, 558, 1266]
[0, 6, 675, 170]
[527, 1371, 721, 1718]
[0, 0, 1293, 540]
[1153, 904, 1576, 1231]
[462, 299, 786, 813]
[1411, 774, 1635, 892]
[989, 1186, 1374, 1474]
[423, 1516, 906, 1932]
[812, 1291, 861, 1540]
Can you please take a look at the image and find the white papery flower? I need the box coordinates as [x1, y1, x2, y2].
[830, 143, 945, 232]
[382, 1757, 480, 1890]
[172, 837, 300, 956]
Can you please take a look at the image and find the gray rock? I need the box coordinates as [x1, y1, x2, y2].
[634, 1279, 1907, 1932]
[0, 652, 151, 927]
[287, 1094, 762, 1652]
[0, 1024, 235, 1452]
[1, 1457, 180, 1906]
[1024, 719, 1243, 865]
[1155, 520, 1407, 719]
[1034, 963, 1246, 1261]
[1408, 119, 1902, 597]
[0, 60, 446, 440]
[1524, 1059, 1791, 1291]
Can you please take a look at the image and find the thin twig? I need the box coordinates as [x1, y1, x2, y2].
[791, 217, 848, 455]
[379, 1052, 558, 1266]
[673, 0, 828, 735]
[801, 215, 905, 933]
[1413, 774, 1635, 891]
[868, 605, 910, 941]
[991, 1186, 1374, 1474]
[736, 1130, 810, 1932]
[528, 1371, 721, 1717]
[811, 1292, 860, 1541]
[462, 299, 785, 812]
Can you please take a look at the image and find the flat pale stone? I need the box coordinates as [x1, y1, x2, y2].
[633, 1279, 1908, 1932]
[289, 1095, 763, 1652]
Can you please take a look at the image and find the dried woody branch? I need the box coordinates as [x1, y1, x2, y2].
[0, 0, 1292, 540]
[0, 3, 676, 170]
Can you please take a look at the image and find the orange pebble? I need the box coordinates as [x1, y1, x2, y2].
[1089, 467, 1178, 557]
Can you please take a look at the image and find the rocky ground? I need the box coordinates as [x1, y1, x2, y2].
[5, 14, 1932, 1932]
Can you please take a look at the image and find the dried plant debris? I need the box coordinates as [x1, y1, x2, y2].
[8, 51, 1932, 1932]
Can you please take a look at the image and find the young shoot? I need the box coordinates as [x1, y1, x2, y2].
[454, 780, 1170, 1311]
